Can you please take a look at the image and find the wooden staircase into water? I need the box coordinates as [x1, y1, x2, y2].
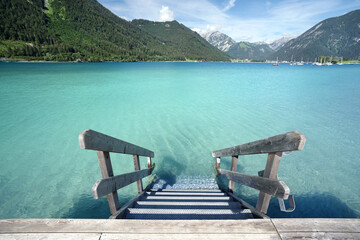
[2, 130, 360, 239]
[79, 129, 305, 219]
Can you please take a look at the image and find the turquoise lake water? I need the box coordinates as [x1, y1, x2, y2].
[0, 62, 359, 218]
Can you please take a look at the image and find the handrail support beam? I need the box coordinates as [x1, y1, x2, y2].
[228, 155, 238, 192]
[133, 154, 143, 193]
[256, 151, 282, 214]
[96, 151, 120, 214]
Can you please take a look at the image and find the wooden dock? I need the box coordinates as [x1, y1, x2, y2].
[1, 218, 359, 239]
[2, 130, 357, 239]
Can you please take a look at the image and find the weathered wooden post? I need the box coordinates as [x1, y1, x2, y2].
[212, 131, 306, 215]
[256, 152, 282, 214]
[133, 154, 143, 193]
[79, 129, 155, 217]
[228, 155, 238, 192]
[96, 151, 120, 214]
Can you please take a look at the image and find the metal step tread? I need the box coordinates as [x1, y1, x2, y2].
[142, 196, 232, 201]
[149, 189, 222, 192]
[146, 191, 226, 196]
[134, 201, 242, 209]
[125, 208, 253, 220]
[127, 208, 250, 215]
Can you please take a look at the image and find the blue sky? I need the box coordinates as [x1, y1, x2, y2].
[98, 0, 360, 43]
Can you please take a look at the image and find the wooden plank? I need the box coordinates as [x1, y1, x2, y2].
[279, 232, 360, 239]
[109, 191, 147, 219]
[0, 219, 277, 234]
[226, 191, 269, 219]
[101, 233, 280, 240]
[212, 131, 306, 157]
[218, 169, 289, 199]
[96, 151, 120, 214]
[0, 233, 101, 240]
[79, 129, 154, 157]
[272, 218, 360, 233]
[256, 152, 282, 214]
[92, 168, 153, 199]
[228, 156, 238, 192]
[133, 155, 143, 193]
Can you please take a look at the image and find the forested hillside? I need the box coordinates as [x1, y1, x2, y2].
[226, 41, 275, 60]
[132, 20, 229, 61]
[0, 0, 229, 62]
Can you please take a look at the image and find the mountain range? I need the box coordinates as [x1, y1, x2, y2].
[201, 10, 360, 61]
[0, 0, 228, 62]
[271, 10, 360, 61]
[201, 32, 292, 60]
[0, 0, 359, 62]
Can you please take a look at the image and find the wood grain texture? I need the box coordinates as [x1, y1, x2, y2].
[279, 232, 360, 239]
[0, 219, 277, 234]
[212, 131, 306, 157]
[0, 233, 101, 240]
[228, 156, 238, 192]
[101, 233, 280, 240]
[96, 151, 120, 214]
[133, 155, 143, 193]
[218, 169, 289, 199]
[92, 168, 153, 199]
[256, 152, 282, 214]
[79, 129, 154, 157]
[271, 218, 360, 232]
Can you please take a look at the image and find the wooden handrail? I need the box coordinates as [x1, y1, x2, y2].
[79, 129, 154, 216]
[79, 129, 154, 157]
[92, 167, 154, 199]
[212, 131, 305, 157]
[213, 131, 306, 214]
[217, 169, 289, 199]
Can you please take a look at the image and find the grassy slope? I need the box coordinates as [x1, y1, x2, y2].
[132, 19, 230, 61]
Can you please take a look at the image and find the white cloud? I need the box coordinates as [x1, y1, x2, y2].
[159, 6, 174, 21]
[193, 24, 222, 35]
[223, 0, 236, 12]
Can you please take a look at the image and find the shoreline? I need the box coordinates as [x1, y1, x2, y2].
[1, 58, 359, 64]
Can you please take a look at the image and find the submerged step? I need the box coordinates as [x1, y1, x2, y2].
[125, 208, 253, 220]
[146, 191, 226, 196]
[142, 196, 231, 201]
[150, 189, 222, 192]
[134, 201, 242, 209]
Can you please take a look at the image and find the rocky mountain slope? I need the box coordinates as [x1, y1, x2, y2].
[271, 10, 360, 61]
[201, 31, 236, 52]
[201, 31, 291, 60]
